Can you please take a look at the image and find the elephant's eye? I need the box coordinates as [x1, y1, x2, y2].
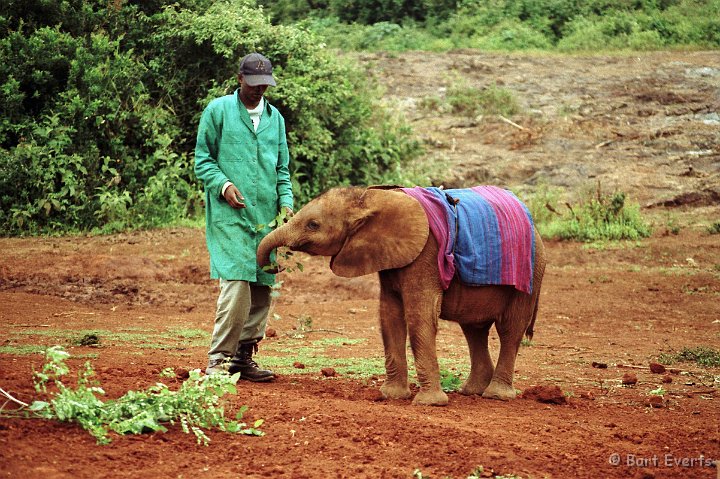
[306, 220, 320, 231]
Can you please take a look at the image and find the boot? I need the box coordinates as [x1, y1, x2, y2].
[228, 340, 275, 382]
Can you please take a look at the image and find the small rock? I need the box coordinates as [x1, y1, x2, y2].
[649, 362, 666, 374]
[669, 368, 681, 375]
[365, 390, 385, 402]
[622, 372, 638, 385]
[592, 361, 608, 369]
[579, 391, 595, 400]
[662, 374, 673, 384]
[320, 367, 337, 377]
[265, 328, 277, 338]
[634, 468, 656, 479]
[521, 385, 567, 405]
[293, 362, 305, 369]
[175, 367, 190, 380]
[646, 396, 665, 409]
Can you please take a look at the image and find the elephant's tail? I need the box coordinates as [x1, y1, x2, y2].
[525, 290, 541, 341]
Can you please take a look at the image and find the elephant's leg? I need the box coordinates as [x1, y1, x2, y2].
[378, 284, 412, 400]
[459, 322, 494, 396]
[406, 294, 448, 406]
[483, 311, 526, 401]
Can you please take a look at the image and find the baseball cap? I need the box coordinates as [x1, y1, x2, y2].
[239, 53, 276, 87]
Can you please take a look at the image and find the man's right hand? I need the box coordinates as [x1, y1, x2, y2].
[223, 184, 246, 209]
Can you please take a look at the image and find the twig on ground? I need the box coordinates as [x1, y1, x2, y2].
[498, 115, 527, 131]
[617, 364, 650, 370]
[688, 389, 716, 395]
[284, 328, 345, 337]
[0, 386, 29, 408]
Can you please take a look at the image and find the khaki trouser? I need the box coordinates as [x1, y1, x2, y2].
[208, 280, 271, 361]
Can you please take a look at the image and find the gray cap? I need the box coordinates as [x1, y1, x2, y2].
[239, 53, 276, 87]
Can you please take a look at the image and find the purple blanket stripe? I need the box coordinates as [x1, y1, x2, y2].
[401, 186, 535, 294]
[470, 186, 535, 293]
[401, 187, 455, 288]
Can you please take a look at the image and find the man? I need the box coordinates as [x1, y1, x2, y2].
[194, 52, 294, 380]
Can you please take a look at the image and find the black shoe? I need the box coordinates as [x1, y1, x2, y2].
[228, 341, 275, 382]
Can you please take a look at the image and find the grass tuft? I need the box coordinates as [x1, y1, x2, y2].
[526, 183, 651, 242]
[658, 347, 720, 368]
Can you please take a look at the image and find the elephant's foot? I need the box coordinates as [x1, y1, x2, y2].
[459, 376, 492, 396]
[481, 380, 516, 401]
[380, 382, 412, 400]
[412, 389, 449, 406]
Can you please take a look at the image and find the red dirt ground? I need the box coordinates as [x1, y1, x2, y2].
[1, 50, 720, 479]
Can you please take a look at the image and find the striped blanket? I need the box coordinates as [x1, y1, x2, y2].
[401, 186, 535, 294]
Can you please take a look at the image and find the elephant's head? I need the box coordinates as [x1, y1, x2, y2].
[257, 187, 429, 277]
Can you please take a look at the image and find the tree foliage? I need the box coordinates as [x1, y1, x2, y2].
[0, 0, 420, 235]
[264, 0, 720, 51]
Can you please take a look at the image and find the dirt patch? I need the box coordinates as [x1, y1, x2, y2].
[360, 50, 720, 207]
[2, 50, 720, 478]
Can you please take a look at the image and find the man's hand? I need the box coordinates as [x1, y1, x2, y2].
[282, 206, 294, 221]
[224, 184, 246, 209]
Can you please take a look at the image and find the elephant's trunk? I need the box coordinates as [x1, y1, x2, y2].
[256, 225, 291, 273]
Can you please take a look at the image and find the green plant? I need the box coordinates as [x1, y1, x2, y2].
[662, 212, 681, 236]
[467, 465, 523, 479]
[2, 346, 262, 445]
[649, 386, 666, 396]
[439, 369, 463, 392]
[522, 183, 564, 229]
[284, 0, 720, 52]
[658, 347, 720, 368]
[1, 0, 421, 235]
[708, 221, 720, 235]
[447, 82, 520, 117]
[471, 19, 552, 50]
[537, 184, 651, 242]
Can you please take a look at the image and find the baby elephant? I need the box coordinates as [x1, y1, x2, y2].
[257, 185, 546, 406]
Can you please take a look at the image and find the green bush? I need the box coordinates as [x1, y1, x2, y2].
[260, 0, 459, 25]
[531, 185, 652, 242]
[4, 346, 262, 445]
[0, 0, 421, 235]
[447, 83, 520, 117]
[280, 0, 720, 51]
[470, 20, 553, 51]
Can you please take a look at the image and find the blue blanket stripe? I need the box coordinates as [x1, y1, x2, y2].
[447, 188, 503, 287]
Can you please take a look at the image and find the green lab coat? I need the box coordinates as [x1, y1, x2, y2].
[194, 90, 293, 284]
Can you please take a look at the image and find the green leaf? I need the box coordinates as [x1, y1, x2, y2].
[29, 401, 49, 411]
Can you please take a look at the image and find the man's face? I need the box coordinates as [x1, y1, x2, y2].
[238, 74, 269, 107]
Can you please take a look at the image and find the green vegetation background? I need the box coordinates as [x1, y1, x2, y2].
[2, 0, 717, 235]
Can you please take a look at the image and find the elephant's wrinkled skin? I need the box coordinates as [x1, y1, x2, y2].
[257, 186, 546, 406]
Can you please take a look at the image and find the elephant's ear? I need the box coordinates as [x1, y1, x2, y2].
[330, 189, 429, 278]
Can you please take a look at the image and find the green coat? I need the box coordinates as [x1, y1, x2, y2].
[194, 90, 293, 284]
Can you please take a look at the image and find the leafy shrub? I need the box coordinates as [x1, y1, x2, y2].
[447, 83, 520, 117]
[523, 183, 564, 230]
[260, 0, 459, 25]
[0, 0, 421, 235]
[470, 20, 553, 50]
[532, 185, 651, 242]
[439, 369, 462, 392]
[281, 0, 720, 51]
[4, 346, 262, 445]
[707, 221, 720, 235]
